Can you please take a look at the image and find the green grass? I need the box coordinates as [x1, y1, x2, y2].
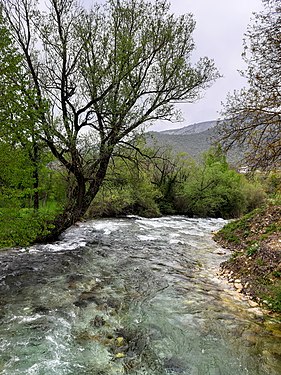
[246, 242, 260, 256]
[215, 203, 281, 314]
[264, 285, 281, 312]
[216, 205, 280, 245]
[215, 209, 260, 244]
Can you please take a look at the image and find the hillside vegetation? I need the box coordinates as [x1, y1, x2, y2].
[215, 202, 281, 312]
[0, 143, 267, 248]
[146, 121, 242, 163]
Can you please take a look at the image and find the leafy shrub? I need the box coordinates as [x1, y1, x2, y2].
[86, 158, 161, 218]
[241, 182, 266, 212]
[86, 186, 135, 217]
[173, 148, 264, 218]
[0, 208, 57, 248]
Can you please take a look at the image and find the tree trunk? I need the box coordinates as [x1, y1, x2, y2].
[29, 142, 40, 211]
[37, 177, 87, 242]
[33, 166, 39, 210]
[36, 154, 111, 243]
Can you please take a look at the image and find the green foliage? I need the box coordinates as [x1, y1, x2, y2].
[87, 153, 161, 218]
[266, 287, 281, 313]
[216, 204, 281, 312]
[0, 143, 66, 249]
[219, 0, 281, 170]
[0, 15, 22, 117]
[88, 185, 134, 217]
[0, 144, 33, 191]
[0, 208, 57, 248]
[148, 147, 193, 214]
[262, 172, 281, 197]
[215, 208, 260, 242]
[173, 148, 265, 218]
[0, 141, 66, 206]
[241, 182, 267, 213]
[246, 242, 259, 256]
[214, 221, 242, 244]
[259, 277, 281, 313]
[85, 144, 267, 220]
[0, 11, 50, 215]
[0, 14, 42, 141]
[0, 128, 269, 249]
[1, 0, 220, 239]
[216, 204, 281, 253]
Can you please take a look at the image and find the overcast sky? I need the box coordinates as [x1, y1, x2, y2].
[152, 0, 263, 130]
[83, 0, 263, 130]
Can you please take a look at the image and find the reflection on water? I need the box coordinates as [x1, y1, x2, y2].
[0, 216, 280, 374]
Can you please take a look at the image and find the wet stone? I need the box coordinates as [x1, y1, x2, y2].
[105, 297, 121, 309]
[91, 315, 106, 327]
[32, 306, 49, 314]
[73, 299, 85, 307]
[163, 357, 188, 373]
[66, 273, 85, 283]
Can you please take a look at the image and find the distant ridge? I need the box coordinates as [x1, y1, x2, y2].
[159, 120, 218, 136]
[145, 119, 241, 164]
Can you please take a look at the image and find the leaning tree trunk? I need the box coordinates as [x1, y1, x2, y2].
[29, 141, 40, 210]
[36, 154, 111, 243]
[37, 177, 88, 243]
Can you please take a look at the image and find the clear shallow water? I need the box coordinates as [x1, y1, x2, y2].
[0, 216, 280, 374]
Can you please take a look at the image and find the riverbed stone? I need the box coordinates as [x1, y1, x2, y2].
[247, 307, 264, 317]
[91, 315, 106, 327]
[248, 300, 259, 308]
[234, 281, 243, 292]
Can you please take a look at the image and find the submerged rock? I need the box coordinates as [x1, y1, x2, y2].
[163, 357, 187, 373]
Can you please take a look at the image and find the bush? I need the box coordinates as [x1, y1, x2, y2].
[86, 159, 162, 218]
[0, 207, 57, 248]
[86, 186, 135, 217]
[172, 148, 266, 218]
[241, 182, 266, 212]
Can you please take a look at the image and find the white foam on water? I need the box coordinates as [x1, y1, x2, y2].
[137, 235, 160, 241]
[136, 218, 166, 229]
[93, 220, 129, 234]
[169, 239, 184, 244]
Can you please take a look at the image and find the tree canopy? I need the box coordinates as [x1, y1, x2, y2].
[218, 0, 281, 170]
[1, 0, 219, 238]
[0, 13, 28, 140]
[0, 12, 47, 209]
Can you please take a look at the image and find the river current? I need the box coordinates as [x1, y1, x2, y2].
[0, 216, 280, 374]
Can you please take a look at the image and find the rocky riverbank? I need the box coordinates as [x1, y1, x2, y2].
[214, 204, 281, 313]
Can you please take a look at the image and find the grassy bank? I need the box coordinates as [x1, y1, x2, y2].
[214, 202, 281, 313]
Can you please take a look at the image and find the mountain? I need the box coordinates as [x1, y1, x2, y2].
[145, 120, 241, 164]
[159, 120, 218, 136]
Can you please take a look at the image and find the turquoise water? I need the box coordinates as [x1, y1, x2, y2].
[0, 216, 280, 374]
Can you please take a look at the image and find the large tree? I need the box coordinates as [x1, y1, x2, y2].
[218, 0, 281, 170]
[0, 11, 44, 209]
[2, 0, 219, 239]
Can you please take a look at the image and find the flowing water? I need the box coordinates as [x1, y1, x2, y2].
[0, 216, 280, 375]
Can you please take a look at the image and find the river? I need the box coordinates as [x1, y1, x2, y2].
[0, 216, 280, 374]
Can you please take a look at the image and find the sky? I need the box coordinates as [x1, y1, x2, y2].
[82, 0, 264, 131]
[151, 0, 264, 130]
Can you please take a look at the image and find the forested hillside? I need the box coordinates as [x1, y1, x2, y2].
[146, 121, 242, 164]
